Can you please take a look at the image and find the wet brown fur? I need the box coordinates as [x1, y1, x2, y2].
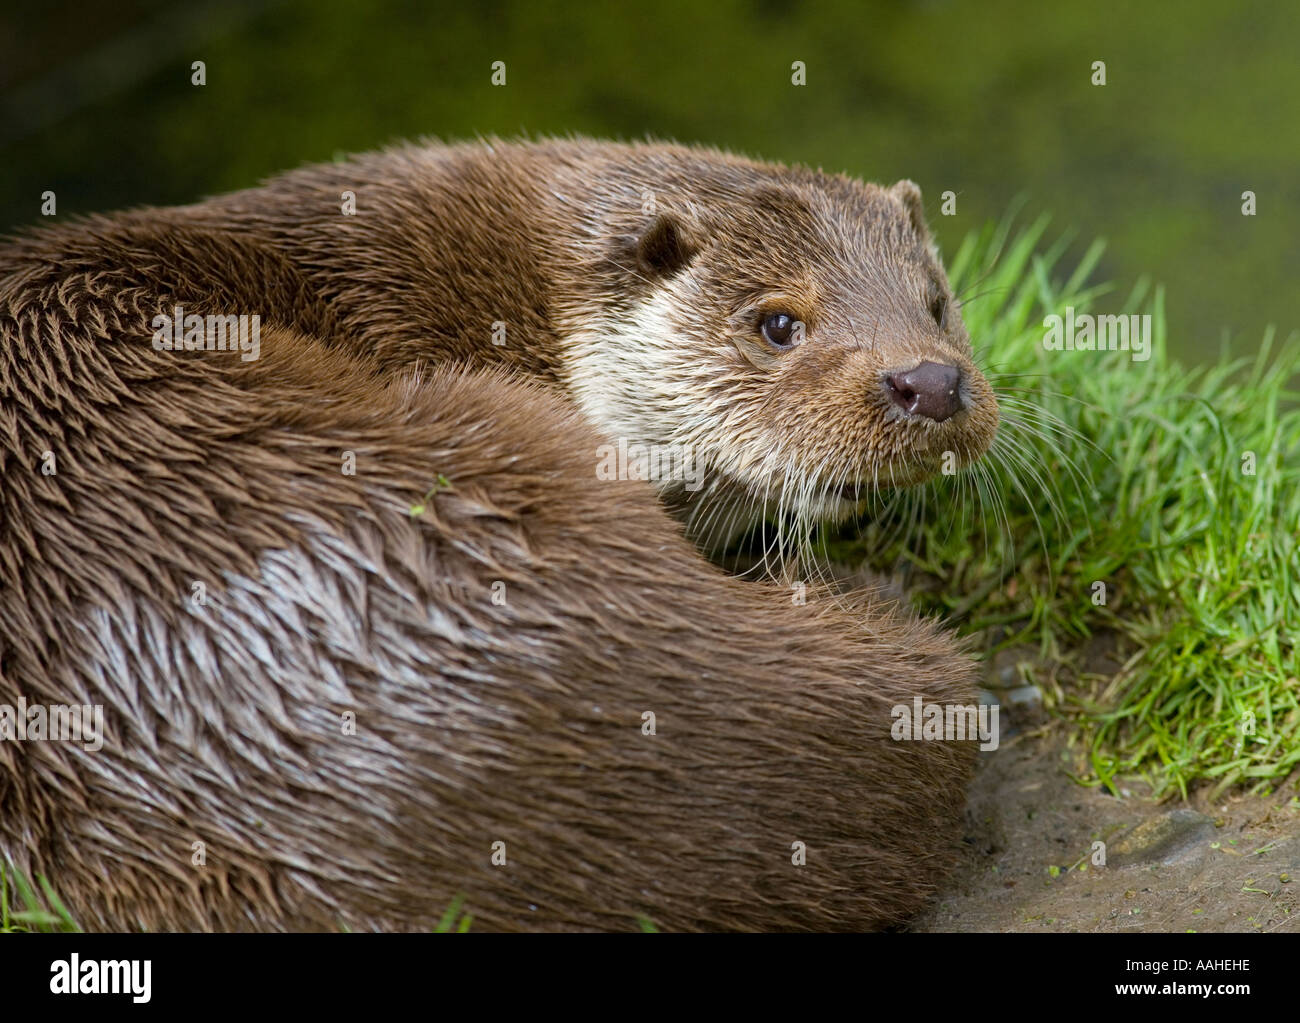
[0, 139, 984, 931]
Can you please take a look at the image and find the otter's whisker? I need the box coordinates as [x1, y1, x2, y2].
[995, 408, 1100, 531]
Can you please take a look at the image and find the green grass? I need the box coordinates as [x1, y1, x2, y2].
[1, 861, 80, 933]
[434, 895, 473, 933]
[833, 213, 1300, 799]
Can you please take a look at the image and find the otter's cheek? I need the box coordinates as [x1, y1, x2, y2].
[958, 371, 1000, 460]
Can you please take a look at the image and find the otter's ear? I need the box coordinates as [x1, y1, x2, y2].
[889, 180, 930, 242]
[635, 211, 702, 278]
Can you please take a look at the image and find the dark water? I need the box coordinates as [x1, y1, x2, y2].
[3, 0, 1296, 364]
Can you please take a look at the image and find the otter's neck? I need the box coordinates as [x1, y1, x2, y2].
[195, 144, 577, 381]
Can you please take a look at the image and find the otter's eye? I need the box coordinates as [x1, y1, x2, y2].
[761, 312, 798, 348]
[930, 294, 947, 328]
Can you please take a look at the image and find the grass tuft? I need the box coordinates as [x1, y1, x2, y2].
[1, 860, 81, 933]
[834, 214, 1300, 799]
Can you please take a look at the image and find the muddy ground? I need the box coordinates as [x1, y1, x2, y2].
[910, 700, 1300, 934]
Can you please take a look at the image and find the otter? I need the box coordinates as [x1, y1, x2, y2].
[0, 139, 996, 931]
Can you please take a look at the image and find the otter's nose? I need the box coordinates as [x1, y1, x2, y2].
[885, 362, 964, 422]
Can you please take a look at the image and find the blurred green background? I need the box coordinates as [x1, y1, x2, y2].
[3, 0, 1296, 362]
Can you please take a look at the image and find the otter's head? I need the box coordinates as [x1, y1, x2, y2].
[559, 158, 998, 546]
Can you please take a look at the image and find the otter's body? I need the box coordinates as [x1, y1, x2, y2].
[0, 140, 989, 930]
